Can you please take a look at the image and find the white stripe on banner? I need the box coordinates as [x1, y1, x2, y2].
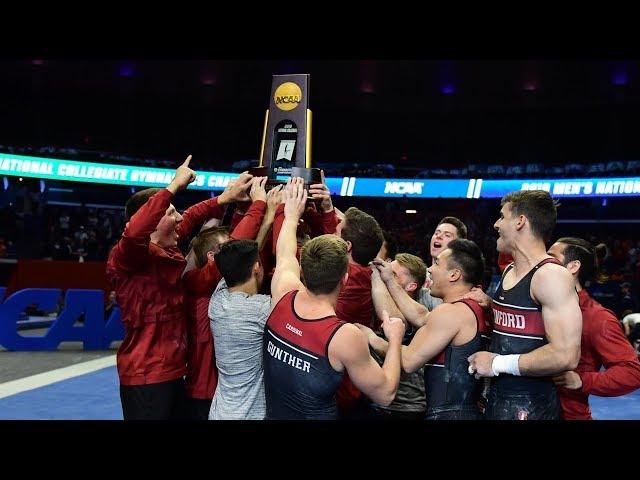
[473, 178, 483, 198]
[340, 177, 350, 196]
[466, 179, 476, 199]
[0, 355, 116, 399]
[347, 177, 356, 197]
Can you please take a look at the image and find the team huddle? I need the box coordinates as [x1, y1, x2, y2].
[107, 157, 640, 420]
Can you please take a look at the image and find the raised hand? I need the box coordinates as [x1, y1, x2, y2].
[167, 155, 197, 194]
[370, 263, 382, 281]
[381, 309, 405, 343]
[283, 177, 307, 221]
[249, 176, 268, 203]
[552, 371, 582, 390]
[308, 169, 334, 213]
[266, 184, 283, 215]
[372, 257, 396, 284]
[462, 287, 492, 309]
[354, 323, 379, 346]
[219, 171, 254, 205]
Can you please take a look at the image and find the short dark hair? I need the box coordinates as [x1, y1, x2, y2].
[125, 188, 162, 221]
[438, 216, 468, 239]
[557, 237, 597, 286]
[382, 230, 398, 261]
[446, 238, 485, 287]
[192, 226, 230, 268]
[341, 207, 384, 266]
[300, 235, 349, 295]
[214, 240, 259, 287]
[501, 190, 558, 242]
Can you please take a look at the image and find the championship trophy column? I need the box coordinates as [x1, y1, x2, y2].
[250, 74, 321, 190]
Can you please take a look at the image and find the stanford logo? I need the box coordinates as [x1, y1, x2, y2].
[493, 310, 526, 329]
[517, 410, 529, 421]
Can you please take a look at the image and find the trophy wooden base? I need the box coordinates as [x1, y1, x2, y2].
[248, 166, 322, 204]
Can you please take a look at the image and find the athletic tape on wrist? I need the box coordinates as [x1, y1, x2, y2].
[491, 354, 521, 376]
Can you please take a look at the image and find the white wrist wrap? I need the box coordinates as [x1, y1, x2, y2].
[491, 354, 521, 376]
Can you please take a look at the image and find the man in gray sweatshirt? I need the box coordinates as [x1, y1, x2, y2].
[208, 239, 271, 420]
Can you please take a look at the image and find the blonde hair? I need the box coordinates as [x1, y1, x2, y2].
[395, 253, 427, 292]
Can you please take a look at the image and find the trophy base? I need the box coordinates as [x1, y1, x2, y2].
[291, 166, 322, 186]
[248, 166, 322, 204]
[248, 166, 284, 192]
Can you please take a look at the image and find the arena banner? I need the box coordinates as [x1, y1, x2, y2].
[2, 153, 640, 198]
[478, 177, 640, 198]
[0, 153, 239, 190]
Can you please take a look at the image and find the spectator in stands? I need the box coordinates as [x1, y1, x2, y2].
[620, 282, 639, 316]
[60, 237, 73, 260]
[86, 231, 100, 261]
[59, 211, 70, 233]
[24, 303, 45, 316]
[105, 290, 117, 319]
[622, 310, 640, 351]
[87, 209, 98, 228]
[101, 212, 113, 240]
[596, 242, 611, 277]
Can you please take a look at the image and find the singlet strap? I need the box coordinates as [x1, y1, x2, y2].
[452, 299, 481, 338]
[533, 257, 562, 269]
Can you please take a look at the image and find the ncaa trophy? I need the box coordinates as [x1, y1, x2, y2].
[249, 74, 322, 194]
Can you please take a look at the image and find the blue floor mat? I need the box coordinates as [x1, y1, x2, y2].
[0, 365, 639, 420]
[591, 391, 640, 420]
[0, 366, 122, 420]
